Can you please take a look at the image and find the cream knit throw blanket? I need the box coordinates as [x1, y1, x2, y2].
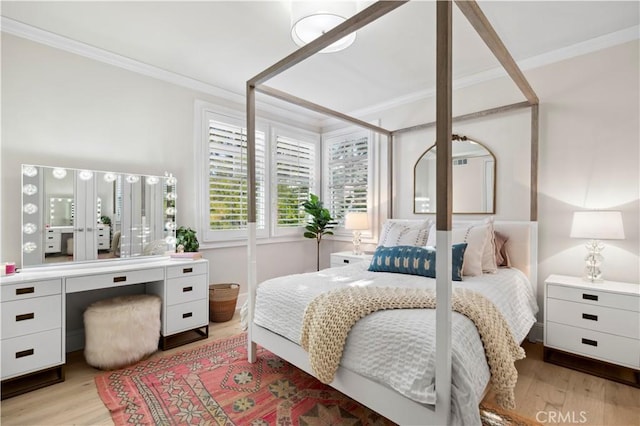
[300, 286, 525, 409]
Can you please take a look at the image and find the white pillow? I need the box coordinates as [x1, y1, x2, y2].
[378, 220, 432, 247]
[425, 218, 495, 276]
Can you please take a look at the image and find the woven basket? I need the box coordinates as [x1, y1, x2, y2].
[209, 283, 239, 322]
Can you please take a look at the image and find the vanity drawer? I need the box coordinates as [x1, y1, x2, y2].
[546, 322, 639, 369]
[1, 279, 62, 302]
[166, 275, 208, 306]
[2, 295, 62, 339]
[547, 298, 639, 339]
[1, 329, 63, 380]
[164, 300, 208, 335]
[66, 268, 164, 293]
[547, 283, 639, 312]
[166, 262, 207, 279]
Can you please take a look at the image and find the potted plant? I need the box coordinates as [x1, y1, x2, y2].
[302, 193, 336, 271]
[175, 226, 199, 253]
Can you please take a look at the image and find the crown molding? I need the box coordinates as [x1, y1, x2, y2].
[2, 17, 637, 130]
[1, 17, 323, 128]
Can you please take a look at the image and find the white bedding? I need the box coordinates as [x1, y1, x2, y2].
[253, 263, 538, 425]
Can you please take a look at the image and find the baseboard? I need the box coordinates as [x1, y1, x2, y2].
[528, 322, 543, 343]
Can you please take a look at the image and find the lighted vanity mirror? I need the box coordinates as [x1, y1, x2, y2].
[414, 136, 496, 214]
[21, 165, 177, 267]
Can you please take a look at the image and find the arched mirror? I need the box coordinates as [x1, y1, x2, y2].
[414, 135, 495, 214]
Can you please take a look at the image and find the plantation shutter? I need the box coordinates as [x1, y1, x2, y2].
[327, 134, 369, 223]
[275, 135, 315, 228]
[207, 120, 265, 230]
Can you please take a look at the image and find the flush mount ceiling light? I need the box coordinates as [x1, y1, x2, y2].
[290, 1, 357, 53]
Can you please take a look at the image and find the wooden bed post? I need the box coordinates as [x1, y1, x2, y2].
[435, 0, 453, 423]
[247, 82, 258, 363]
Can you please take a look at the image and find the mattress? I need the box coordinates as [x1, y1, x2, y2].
[253, 262, 538, 425]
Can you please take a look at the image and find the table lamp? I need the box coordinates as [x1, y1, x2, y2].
[570, 210, 625, 282]
[344, 212, 369, 255]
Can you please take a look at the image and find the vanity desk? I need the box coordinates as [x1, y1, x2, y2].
[0, 257, 209, 399]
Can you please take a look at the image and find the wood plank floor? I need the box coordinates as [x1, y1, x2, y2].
[2, 315, 639, 425]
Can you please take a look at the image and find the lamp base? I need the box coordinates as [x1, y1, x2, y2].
[352, 230, 362, 256]
[583, 240, 604, 283]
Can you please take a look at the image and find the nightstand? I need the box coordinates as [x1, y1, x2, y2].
[544, 274, 640, 387]
[330, 251, 373, 268]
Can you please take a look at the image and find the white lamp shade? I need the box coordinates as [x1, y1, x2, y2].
[570, 211, 625, 240]
[344, 212, 369, 230]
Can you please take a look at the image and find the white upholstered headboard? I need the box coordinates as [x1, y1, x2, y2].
[383, 219, 538, 297]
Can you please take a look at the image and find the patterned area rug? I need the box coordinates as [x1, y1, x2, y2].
[95, 333, 393, 425]
[96, 333, 540, 425]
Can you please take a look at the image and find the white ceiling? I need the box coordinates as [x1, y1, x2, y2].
[2, 1, 638, 115]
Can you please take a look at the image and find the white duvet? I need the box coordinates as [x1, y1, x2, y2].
[253, 263, 538, 425]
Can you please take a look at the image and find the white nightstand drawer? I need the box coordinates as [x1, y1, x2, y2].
[547, 283, 639, 312]
[547, 298, 639, 339]
[166, 262, 207, 279]
[1, 295, 62, 339]
[1, 279, 62, 302]
[164, 300, 208, 335]
[330, 252, 373, 268]
[166, 275, 208, 306]
[1, 329, 63, 380]
[546, 322, 639, 369]
[66, 268, 164, 293]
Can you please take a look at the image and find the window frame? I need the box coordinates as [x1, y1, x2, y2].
[270, 123, 321, 238]
[195, 101, 322, 245]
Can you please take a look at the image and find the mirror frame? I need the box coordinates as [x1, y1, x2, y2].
[21, 164, 177, 268]
[413, 134, 496, 214]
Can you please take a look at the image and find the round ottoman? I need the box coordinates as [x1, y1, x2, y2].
[83, 294, 161, 370]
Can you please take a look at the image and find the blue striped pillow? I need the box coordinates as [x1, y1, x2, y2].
[368, 244, 467, 281]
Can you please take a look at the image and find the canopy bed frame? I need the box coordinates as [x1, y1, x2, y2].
[245, 1, 539, 424]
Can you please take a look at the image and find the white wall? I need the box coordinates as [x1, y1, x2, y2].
[1, 34, 321, 295]
[353, 40, 639, 325]
[3, 33, 638, 329]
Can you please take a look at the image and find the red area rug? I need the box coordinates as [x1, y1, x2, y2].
[95, 333, 394, 425]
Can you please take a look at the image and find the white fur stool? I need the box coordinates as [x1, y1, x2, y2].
[84, 294, 161, 370]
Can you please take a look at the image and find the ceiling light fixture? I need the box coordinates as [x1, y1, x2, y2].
[290, 1, 357, 53]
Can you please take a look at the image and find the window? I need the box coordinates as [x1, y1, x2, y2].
[202, 111, 267, 240]
[324, 129, 371, 225]
[272, 128, 318, 235]
[196, 102, 320, 243]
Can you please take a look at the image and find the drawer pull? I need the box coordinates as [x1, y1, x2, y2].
[16, 287, 35, 295]
[343, 259, 350, 263]
[582, 293, 598, 301]
[183, 286, 193, 292]
[182, 267, 193, 274]
[113, 276, 127, 283]
[182, 312, 193, 319]
[581, 338, 598, 347]
[16, 313, 35, 322]
[15, 349, 34, 359]
[582, 313, 598, 321]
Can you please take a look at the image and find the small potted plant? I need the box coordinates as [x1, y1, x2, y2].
[302, 193, 336, 271]
[173, 226, 201, 259]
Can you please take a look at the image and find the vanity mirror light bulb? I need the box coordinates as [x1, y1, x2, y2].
[23, 184, 38, 196]
[165, 221, 176, 230]
[23, 242, 37, 253]
[165, 207, 176, 215]
[165, 236, 176, 245]
[52, 168, 67, 179]
[126, 175, 140, 184]
[103, 172, 117, 183]
[78, 170, 93, 181]
[22, 165, 38, 177]
[146, 176, 160, 185]
[23, 223, 37, 234]
[23, 203, 38, 214]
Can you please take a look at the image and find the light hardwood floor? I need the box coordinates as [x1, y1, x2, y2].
[2, 315, 638, 425]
